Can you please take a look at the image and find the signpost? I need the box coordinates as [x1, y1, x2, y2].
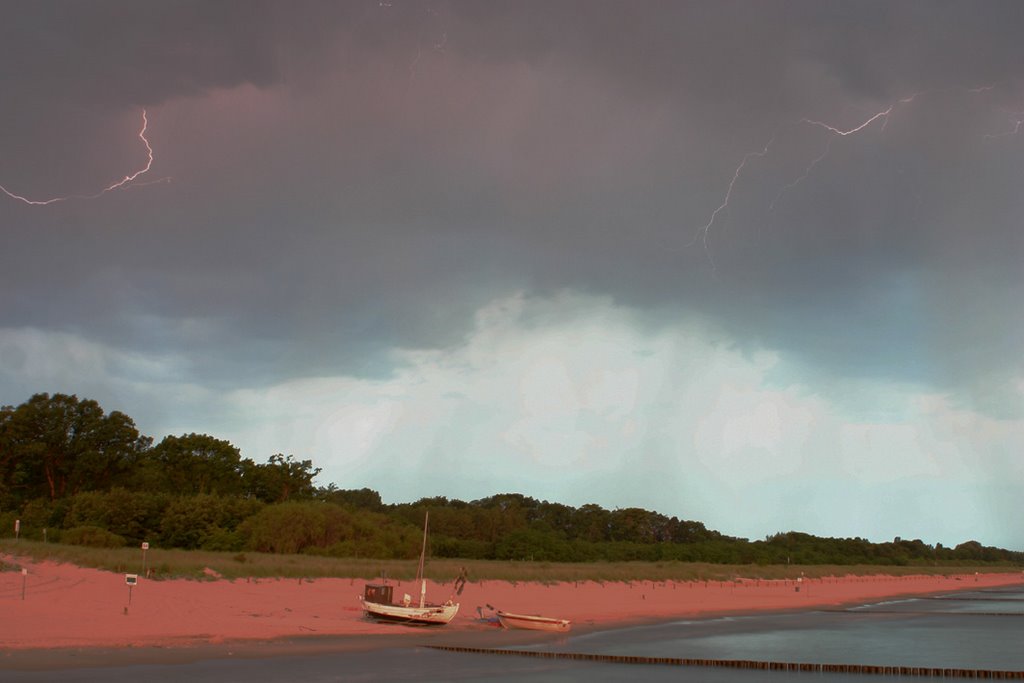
[21, 568, 27, 600]
[14, 519, 20, 541]
[126, 573, 138, 605]
[141, 541, 150, 577]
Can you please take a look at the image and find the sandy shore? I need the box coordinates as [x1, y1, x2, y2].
[2, 552, 1022, 669]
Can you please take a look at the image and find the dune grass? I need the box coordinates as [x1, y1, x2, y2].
[1, 539, 1016, 583]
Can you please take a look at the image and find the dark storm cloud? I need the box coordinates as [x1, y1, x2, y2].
[1, 0, 281, 108]
[2, 0, 1023, 408]
[446, 1, 1024, 109]
[7, 1, 1021, 117]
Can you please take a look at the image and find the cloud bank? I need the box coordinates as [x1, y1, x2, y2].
[4, 291, 1020, 547]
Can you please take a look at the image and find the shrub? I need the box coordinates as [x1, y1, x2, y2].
[19, 498, 68, 535]
[159, 495, 264, 549]
[200, 527, 245, 552]
[62, 525, 127, 548]
[239, 502, 345, 554]
[0, 510, 18, 539]
[237, 502, 423, 557]
[495, 529, 568, 562]
[64, 489, 170, 543]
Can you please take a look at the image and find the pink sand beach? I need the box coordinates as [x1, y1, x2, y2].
[2, 553, 1022, 663]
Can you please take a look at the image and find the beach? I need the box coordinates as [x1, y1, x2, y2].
[2, 552, 1023, 670]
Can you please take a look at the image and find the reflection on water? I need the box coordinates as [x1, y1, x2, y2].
[510, 586, 1024, 679]
[551, 610, 1018, 668]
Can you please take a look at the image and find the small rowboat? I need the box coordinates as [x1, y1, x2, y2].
[496, 611, 571, 632]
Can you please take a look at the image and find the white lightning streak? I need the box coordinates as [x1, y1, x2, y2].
[692, 136, 778, 274]
[1, 109, 158, 206]
[801, 107, 894, 137]
[769, 138, 834, 213]
[688, 88, 1020, 270]
[983, 113, 1024, 140]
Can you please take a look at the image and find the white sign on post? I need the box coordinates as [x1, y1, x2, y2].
[125, 573, 138, 606]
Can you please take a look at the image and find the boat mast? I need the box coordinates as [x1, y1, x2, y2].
[418, 511, 429, 608]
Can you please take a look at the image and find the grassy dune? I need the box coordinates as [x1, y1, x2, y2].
[2, 539, 1015, 583]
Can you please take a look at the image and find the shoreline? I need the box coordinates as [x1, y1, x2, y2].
[2, 553, 1022, 671]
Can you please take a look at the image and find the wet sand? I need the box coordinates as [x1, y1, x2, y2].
[2, 552, 1022, 671]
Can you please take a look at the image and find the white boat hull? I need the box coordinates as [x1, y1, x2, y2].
[359, 512, 458, 626]
[496, 611, 571, 632]
[361, 597, 459, 625]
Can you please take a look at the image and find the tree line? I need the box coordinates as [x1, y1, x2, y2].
[2, 393, 1021, 566]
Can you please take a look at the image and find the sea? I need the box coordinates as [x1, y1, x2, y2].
[5, 585, 1024, 682]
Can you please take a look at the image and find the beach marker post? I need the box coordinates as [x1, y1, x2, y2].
[141, 541, 150, 577]
[21, 568, 27, 600]
[126, 573, 138, 606]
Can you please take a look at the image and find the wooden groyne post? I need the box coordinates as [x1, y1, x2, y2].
[426, 645, 1024, 678]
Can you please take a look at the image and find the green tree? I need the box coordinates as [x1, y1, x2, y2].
[609, 507, 662, 543]
[317, 486, 384, 511]
[0, 393, 150, 503]
[571, 503, 611, 542]
[0, 404, 21, 507]
[245, 454, 321, 503]
[150, 433, 247, 496]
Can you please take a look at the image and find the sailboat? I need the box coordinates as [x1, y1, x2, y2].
[360, 511, 459, 625]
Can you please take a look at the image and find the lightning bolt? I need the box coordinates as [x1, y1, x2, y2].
[768, 138, 832, 213]
[800, 105, 895, 137]
[983, 111, 1023, 140]
[692, 86, 1013, 270]
[692, 108, 902, 275]
[769, 95, 919, 213]
[406, 2, 450, 87]
[691, 136, 778, 273]
[1, 109, 162, 206]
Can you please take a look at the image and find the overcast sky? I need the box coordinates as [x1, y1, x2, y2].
[2, 0, 1022, 548]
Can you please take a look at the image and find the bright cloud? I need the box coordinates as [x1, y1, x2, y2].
[1, 291, 1022, 548]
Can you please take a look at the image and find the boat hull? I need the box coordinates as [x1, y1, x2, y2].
[361, 598, 459, 625]
[496, 611, 571, 632]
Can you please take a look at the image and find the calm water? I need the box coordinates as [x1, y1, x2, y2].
[5, 586, 1023, 682]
